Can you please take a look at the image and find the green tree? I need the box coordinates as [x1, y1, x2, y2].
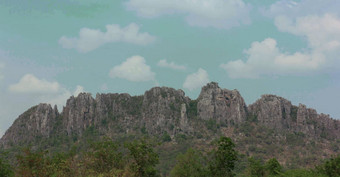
[209, 137, 238, 177]
[170, 148, 208, 177]
[50, 146, 79, 176]
[247, 157, 265, 177]
[125, 139, 159, 177]
[265, 158, 282, 176]
[318, 155, 340, 177]
[162, 132, 171, 142]
[16, 147, 52, 177]
[0, 152, 13, 177]
[84, 137, 124, 175]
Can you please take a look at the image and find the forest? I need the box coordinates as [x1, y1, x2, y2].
[0, 136, 339, 177]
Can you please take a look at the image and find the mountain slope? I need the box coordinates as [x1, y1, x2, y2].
[1, 82, 339, 171]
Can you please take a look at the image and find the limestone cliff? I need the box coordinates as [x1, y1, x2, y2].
[1, 82, 339, 151]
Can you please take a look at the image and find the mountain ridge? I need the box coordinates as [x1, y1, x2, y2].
[1, 82, 339, 170]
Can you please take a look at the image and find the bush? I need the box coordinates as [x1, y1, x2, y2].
[0, 153, 13, 177]
[170, 148, 208, 177]
[162, 132, 172, 142]
[209, 137, 238, 177]
[125, 139, 159, 177]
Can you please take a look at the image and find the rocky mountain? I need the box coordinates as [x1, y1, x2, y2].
[1, 82, 339, 170]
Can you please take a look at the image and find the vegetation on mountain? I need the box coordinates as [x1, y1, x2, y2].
[1, 82, 340, 176]
[0, 136, 339, 176]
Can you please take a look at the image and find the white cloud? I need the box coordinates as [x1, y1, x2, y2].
[59, 23, 156, 53]
[265, 0, 340, 19]
[9, 74, 61, 93]
[223, 1, 340, 79]
[183, 68, 209, 91]
[73, 85, 84, 96]
[157, 59, 186, 70]
[275, 14, 340, 52]
[109, 55, 155, 82]
[8, 74, 85, 109]
[220, 38, 325, 78]
[126, 0, 251, 29]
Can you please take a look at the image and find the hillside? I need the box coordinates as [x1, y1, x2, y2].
[1, 82, 339, 174]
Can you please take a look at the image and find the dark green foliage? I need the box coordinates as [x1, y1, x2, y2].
[175, 134, 187, 143]
[85, 137, 124, 174]
[290, 106, 298, 122]
[282, 169, 326, 177]
[209, 137, 238, 177]
[247, 113, 258, 122]
[125, 139, 159, 177]
[170, 148, 208, 177]
[206, 119, 217, 132]
[187, 100, 198, 118]
[265, 158, 282, 175]
[141, 126, 148, 134]
[238, 122, 254, 137]
[162, 132, 172, 142]
[16, 147, 52, 177]
[317, 155, 340, 177]
[160, 90, 167, 98]
[0, 152, 13, 177]
[247, 157, 265, 177]
[286, 132, 305, 146]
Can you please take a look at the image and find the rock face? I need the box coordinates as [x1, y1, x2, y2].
[0, 104, 58, 148]
[197, 82, 247, 125]
[63, 93, 96, 136]
[248, 95, 294, 130]
[248, 95, 340, 139]
[1, 82, 340, 149]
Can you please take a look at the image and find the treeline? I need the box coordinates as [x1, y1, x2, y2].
[0, 136, 339, 177]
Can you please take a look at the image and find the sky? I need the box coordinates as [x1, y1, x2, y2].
[1, 0, 340, 137]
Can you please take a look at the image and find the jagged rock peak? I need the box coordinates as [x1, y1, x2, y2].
[198, 82, 241, 99]
[259, 94, 289, 102]
[0, 103, 58, 148]
[197, 82, 247, 124]
[144, 86, 186, 98]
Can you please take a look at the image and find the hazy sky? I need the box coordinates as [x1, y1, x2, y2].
[1, 0, 340, 136]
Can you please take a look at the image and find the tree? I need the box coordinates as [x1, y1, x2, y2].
[265, 158, 282, 176]
[318, 155, 340, 177]
[16, 147, 52, 177]
[247, 157, 265, 177]
[0, 152, 13, 177]
[209, 137, 238, 177]
[170, 148, 208, 177]
[125, 139, 159, 177]
[84, 137, 124, 175]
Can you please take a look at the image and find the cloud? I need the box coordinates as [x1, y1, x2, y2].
[183, 68, 209, 91]
[9, 74, 61, 93]
[8, 74, 84, 109]
[126, 0, 251, 29]
[109, 55, 155, 82]
[223, 1, 340, 79]
[275, 14, 340, 53]
[220, 38, 324, 78]
[59, 23, 156, 53]
[264, 0, 340, 18]
[73, 85, 84, 96]
[157, 59, 186, 70]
